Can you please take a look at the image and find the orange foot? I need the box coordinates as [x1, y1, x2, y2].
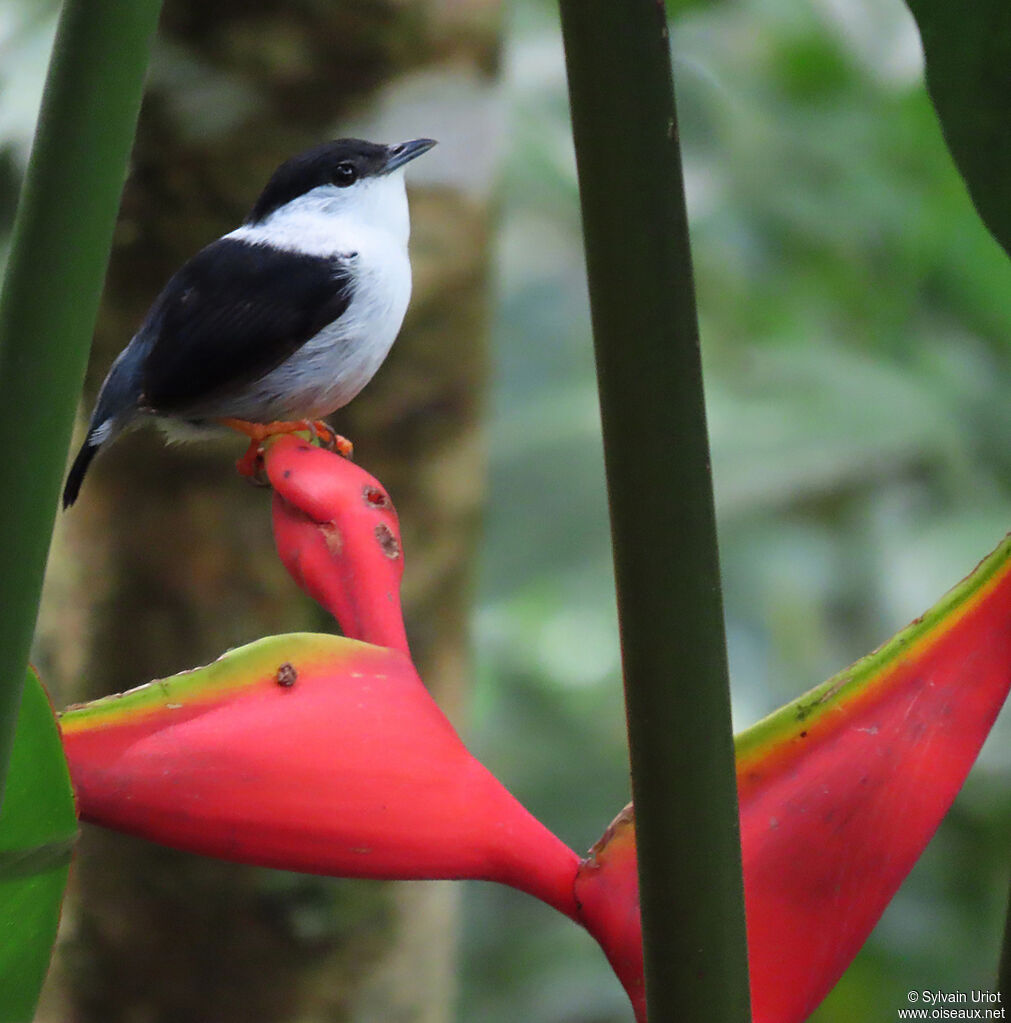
[219, 418, 354, 479]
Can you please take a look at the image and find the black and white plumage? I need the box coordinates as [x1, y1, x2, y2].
[63, 136, 436, 508]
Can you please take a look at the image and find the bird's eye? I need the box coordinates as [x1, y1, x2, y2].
[333, 162, 357, 186]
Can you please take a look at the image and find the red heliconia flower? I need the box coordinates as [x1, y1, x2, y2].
[60, 437, 1011, 1023]
[62, 435, 579, 919]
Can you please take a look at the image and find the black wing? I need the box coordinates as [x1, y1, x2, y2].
[140, 238, 354, 412]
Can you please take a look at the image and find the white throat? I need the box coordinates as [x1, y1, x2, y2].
[229, 170, 411, 258]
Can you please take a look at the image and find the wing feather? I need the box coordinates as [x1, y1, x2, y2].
[140, 238, 353, 413]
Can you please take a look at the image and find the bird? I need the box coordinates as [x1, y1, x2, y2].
[62, 136, 436, 508]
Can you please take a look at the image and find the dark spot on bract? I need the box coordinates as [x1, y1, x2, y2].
[374, 522, 400, 559]
[276, 663, 297, 687]
[363, 485, 389, 508]
[283, 469, 291, 479]
[799, 731, 808, 738]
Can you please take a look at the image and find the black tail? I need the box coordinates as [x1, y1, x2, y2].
[62, 440, 100, 509]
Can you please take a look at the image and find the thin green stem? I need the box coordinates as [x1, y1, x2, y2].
[0, 0, 162, 805]
[558, 3, 751, 1020]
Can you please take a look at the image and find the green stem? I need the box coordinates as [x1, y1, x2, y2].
[0, 0, 162, 806]
[558, 3, 751, 1020]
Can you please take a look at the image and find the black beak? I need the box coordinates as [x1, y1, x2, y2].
[384, 138, 437, 173]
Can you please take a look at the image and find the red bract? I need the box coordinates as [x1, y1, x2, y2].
[576, 533, 1011, 1023]
[61, 632, 579, 919]
[741, 537, 1011, 1022]
[59, 439, 1011, 1023]
[575, 806, 645, 1021]
[266, 435, 409, 654]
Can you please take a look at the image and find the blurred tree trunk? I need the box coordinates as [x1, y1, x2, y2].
[36, 2, 499, 1021]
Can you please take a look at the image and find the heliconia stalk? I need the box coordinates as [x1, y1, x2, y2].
[577, 531, 1011, 1023]
[61, 632, 580, 920]
[265, 435, 409, 655]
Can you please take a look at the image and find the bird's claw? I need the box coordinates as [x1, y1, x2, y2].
[223, 417, 353, 485]
[308, 420, 354, 460]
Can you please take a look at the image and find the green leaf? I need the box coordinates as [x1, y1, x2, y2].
[0, 0, 162, 804]
[906, 0, 1011, 256]
[0, 669, 77, 1023]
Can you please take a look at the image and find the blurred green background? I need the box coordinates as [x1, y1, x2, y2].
[3, 0, 1010, 1019]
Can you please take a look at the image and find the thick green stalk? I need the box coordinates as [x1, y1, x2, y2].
[558, 3, 751, 1021]
[0, 0, 162, 805]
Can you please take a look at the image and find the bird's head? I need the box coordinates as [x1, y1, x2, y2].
[246, 138, 437, 240]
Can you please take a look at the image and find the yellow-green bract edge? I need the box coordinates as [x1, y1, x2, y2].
[59, 633, 390, 731]
[735, 531, 1011, 764]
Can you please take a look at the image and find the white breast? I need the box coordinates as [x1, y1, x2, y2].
[244, 238, 412, 421]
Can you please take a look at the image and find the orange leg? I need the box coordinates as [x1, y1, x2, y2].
[219, 418, 354, 478]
